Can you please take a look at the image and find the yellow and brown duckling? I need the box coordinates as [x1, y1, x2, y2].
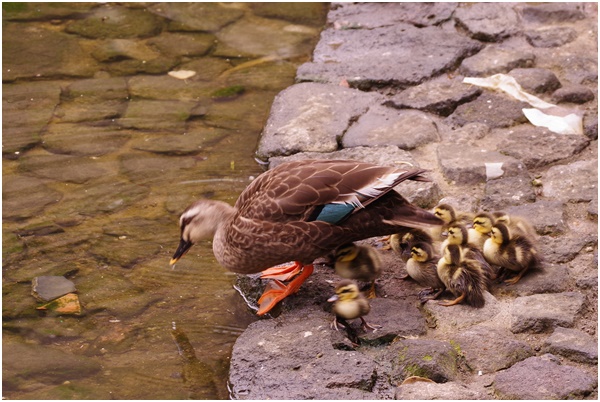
[429, 203, 474, 241]
[492, 211, 537, 238]
[334, 243, 382, 298]
[483, 222, 540, 285]
[390, 228, 435, 263]
[328, 280, 379, 333]
[441, 223, 495, 284]
[436, 245, 487, 308]
[468, 212, 495, 249]
[406, 242, 445, 302]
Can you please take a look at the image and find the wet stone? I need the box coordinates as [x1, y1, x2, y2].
[449, 92, 530, 128]
[436, 143, 526, 185]
[493, 354, 597, 399]
[119, 153, 196, 185]
[510, 292, 586, 333]
[178, 58, 233, 82]
[126, 75, 214, 101]
[396, 380, 487, 400]
[146, 32, 215, 58]
[2, 176, 62, 221]
[32, 275, 77, 302]
[452, 325, 534, 373]
[256, 83, 381, 158]
[551, 84, 596, 104]
[543, 327, 598, 364]
[2, 81, 62, 157]
[148, 2, 244, 33]
[2, 2, 94, 21]
[99, 55, 178, 76]
[386, 76, 482, 116]
[250, 3, 328, 27]
[19, 153, 111, 184]
[459, 47, 535, 77]
[525, 26, 578, 48]
[518, 3, 586, 23]
[454, 3, 519, 42]
[498, 126, 589, 169]
[119, 99, 200, 132]
[512, 264, 570, 296]
[542, 159, 598, 203]
[222, 62, 298, 92]
[504, 200, 566, 236]
[297, 24, 481, 89]
[42, 124, 131, 157]
[65, 76, 129, 101]
[423, 292, 502, 332]
[91, 39, 161, 63]
[65, 4, 163, 39]
[508, 68, 562, 94]
[342, 107, 439, 150]
[131, 133, 216, 156]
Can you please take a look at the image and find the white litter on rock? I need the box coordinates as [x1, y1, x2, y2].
[168, 70, 196, 80]
[485, 162, 504, 180]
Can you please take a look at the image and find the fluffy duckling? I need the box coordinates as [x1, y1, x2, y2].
[429, 204, 473, 240]
[483, 223, 540, 285]
[406, 242, 445, 302]
[492, 211, 537, 238]
[389, 228, 435, 263]
[328, 280, 378, 333]
[468, 212, 495, 249]
[334, 243, 382, 298]
[436, 245, 487, 308]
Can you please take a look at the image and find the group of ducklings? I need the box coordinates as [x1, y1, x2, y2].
[328, 203, 541, 335]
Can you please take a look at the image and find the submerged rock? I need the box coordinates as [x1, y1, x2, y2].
[32, 276, 77, 302]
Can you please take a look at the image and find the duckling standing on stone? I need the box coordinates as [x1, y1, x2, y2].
[429, 204, 473, 241]
[328, 280, 379, 334]
[405, 242, 445, 303]
[492, 211, 537, 238]
[468, 212, 496, 249]
[334, 243, 382, 298]
[483, 223, 540, 285]
[436, 245, 487, 308]
[390, 228, 435, 263]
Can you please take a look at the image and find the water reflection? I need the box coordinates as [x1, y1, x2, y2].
[3, 3, 327, 399]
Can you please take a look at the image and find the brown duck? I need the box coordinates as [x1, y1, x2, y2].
[170, 159, 442, 315]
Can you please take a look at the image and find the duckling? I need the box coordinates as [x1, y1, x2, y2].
[389, 228, 435, 263]
[406, 242, 445, 302]
[436, 245, 487, 308]
[429, 203, 474, 240]
[468, 212, 495, 249]
[492, 211, 537, 238]
[483, 223, 540, 285]
[328, 280, 378, 333]
[334, 243, 382, 298]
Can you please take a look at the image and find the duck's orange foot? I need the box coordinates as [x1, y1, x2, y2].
[260, 261, 303, 281]
[257, 264, 314, 316]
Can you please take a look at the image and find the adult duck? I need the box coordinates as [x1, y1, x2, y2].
[170, 159, 442, 315]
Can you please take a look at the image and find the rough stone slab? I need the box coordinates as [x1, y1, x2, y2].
[65, 5, 162, 38]
[2, 2, 94, 20]
[297, 24, 481, 88]
[386, 76, 482, 116]
[119, 99, 201, 132]
[388, 339, 463, 383]
[229, 309, 378, 400]
[148, 2, 244, 32]
[460, 46, 535, 77]
[424, 291, 503, 331]
[504, 200, 566, 236]
[357, 297, 427, 342]
[497, 126, 590, 169]
[481, 173, 536, 210]
[250, 3, 328, 27]
[452, 325, 534, 373]
[130, 131, 224, 156]
[126, 75, 215, 101]
[42, 124, 131, 157]
[396, 380, 487, 400]
[32, 276, 77, 302]
[454, 3, 519, 42]
[146, 32, 215, 58]
[539, 232, 598, 264]
[518, 3, 587, 23]
[119, 153, 196, 184]
[342, 106, 439, 150]
[2, 176, 62, 221]
[552, 84, 596, 104]
[327, 2, 456, 28]
[510, 292, 586, 333]
[256, 83, 381, 158]
[449, 92, 530, 128]
[542, 160, 598, 203]
[512, 263, 571, 296]
[20, 153, 111, 184]
[438, 122, 490, 145]
[508, 68, 562, 94]
[437, 143, 526, 185]
[525, 26, 578, 48]
[493, 354, 597, 399]
[544, 327, 598, 364]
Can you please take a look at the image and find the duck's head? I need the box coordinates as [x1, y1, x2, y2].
[434, 204, 456, 224]
[490, 223, 510, 245]
[446, 224, 468, 245]
[410, 242, 433, 263]
[472, 213, 494, 234]
[170, 199, 233, 265]
[334, 243, 360, 263]
[328, 279, 360, 302]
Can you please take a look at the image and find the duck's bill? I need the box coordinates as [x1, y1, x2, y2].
[170, 238, 193, 265]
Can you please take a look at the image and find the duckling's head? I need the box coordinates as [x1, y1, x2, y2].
[442, 244, 462, 265]
[410, 242, 434, 263]
[490, 223, 510, 245]
[446, 224, 468, 245]
[434, 204, 456, 224]
[472, 213, 495, 234]
[328, 280, 361, 302]
[335, 243, 360, 263]
[492, 211, 510, 224]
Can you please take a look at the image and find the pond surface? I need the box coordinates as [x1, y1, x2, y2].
[2, 3, 327, 399]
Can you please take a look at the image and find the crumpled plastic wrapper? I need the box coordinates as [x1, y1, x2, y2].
[463, 74, 583, 135]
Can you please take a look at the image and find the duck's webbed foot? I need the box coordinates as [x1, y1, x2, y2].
[257, 263, 314, 316]
[438, 292, 466, 307]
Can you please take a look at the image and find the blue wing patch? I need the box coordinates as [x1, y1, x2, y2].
[310, 203, 356, 224]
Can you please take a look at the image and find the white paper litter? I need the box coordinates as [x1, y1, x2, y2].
[168, 70, 196, 80]
[463, 74, 583, 135]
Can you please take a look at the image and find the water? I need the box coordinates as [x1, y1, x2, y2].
[2, 3, 327, 399]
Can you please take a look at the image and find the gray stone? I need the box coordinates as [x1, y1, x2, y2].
[508, 68, 562, 94]
[504, 200, 566, 236]
[65, 5, 162, 38]
[439, 122, 490, 145]
[539, 232, 598, 264]
[525, 26, 578, 48]
[32, 276, 76, 302]
[544, 327, 598, 364]
[512, 264, 570, 296]
[342, 107, 439, 150]
[437, 143, 526, 185]
[386, 76, 482, 116]
[146, 32, 215, 58]
[510, 292, 586, 333]
[327, 2, 457, 28]
[148, 2, 244, 32]
[358, 297, 427, 342]
[396, 380, 487, 400]
[2, 81, 62, 157]
[583, 113, 598, 140]
[449, 93, 530, 128]
[297, 24, 481, 89]
[454, 3, 519, 42]
[256, 83, 381, 158]
[424, 292, 502, 331]
[452, 325, 534, 373]
[119, 99, 201, 132]
[460, 47, 535, 77]
[542, 160, 598, 203]
[389, 339, 463, 383]
[496, 126, 590, 169]
[481, 173, 536, 210]
[552, 85, 596, 104]
[518, 3, 586, 23]
[42, 124, 131, 156]
[493, 354, 597, 399]
[20, 153, 111, 184]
